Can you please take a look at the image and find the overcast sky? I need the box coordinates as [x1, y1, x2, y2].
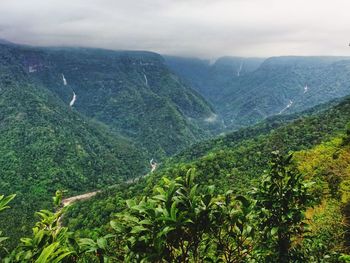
[0, 0, 349, 58]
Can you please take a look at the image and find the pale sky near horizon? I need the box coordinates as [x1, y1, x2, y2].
[0, 0, 349, 58]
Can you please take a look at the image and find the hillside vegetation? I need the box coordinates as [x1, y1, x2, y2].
[166, 55, 350, 129]
[0, 67, 147, 247]
[1, 41, 350, 261]
[0, 43, 220, 158]
[60, 96, 350, 262]
[2, 129, 350, 261]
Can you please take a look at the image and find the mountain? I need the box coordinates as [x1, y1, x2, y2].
[0, 43, 220, 159]
[0, 38, 15, 45]
[218, 56, 350, 128]
[64, 95, 350, 238]
[165, 55, 350, 130]
[2, 40, 350, 259]
[58, 94, 350, 260]
[0, 41, 224, 245]
[64, 94, 350, 260]
[164, 55, 264, 99]
[0, 50, 150, 245]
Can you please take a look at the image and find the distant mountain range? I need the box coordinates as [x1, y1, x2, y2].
[2, 39, 350, 246]
[0, 43, 221, 158]
[165, 55, 350, 129]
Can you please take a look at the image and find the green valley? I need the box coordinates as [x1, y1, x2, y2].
[1, 42, 350, 262]
[166, 56, 350, 129]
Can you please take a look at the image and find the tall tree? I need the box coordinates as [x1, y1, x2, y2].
[252, 151, 314, 262]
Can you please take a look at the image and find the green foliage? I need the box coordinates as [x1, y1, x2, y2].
[0, 41, 220, 244]
[166, 55, 350, 130]
[0, 194, 15, 254]
[6, 191, 77, 263]
[78, 234, 115, 262]
[0, 150, 335, 262]
[2, 192, 115, 263]
[109, 169, 256, 262]
[339, 254, 350, 262]
[0, 80, 147, 247]
[0, 194, 16, 213]
[212, 194, 255, 262]
[0, 43, 217, 160]
[2, 40, 350, 261]
[53, 191, 63, 208]
[66, 95, 350, 246]
[302, 200, 344, 262]
[252, 152, 315, 262]
[341, 123, 350, 146]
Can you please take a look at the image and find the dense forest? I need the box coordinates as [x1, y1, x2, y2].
[1, 137, 350, 261]
[0, 41, 220, 249]
[1, 40, 350, 262]
[0, 78, 148, 248]
[0, 95, 344, 262]
[0, 43, 219, 159]
[166, 56, 350, 129]
[63, 96, 350, 234]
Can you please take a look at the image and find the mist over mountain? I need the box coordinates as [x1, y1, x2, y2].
[1, 36, 350, 261]
[166, 55, 350, 129]
[0, 43, 221, 158]
[1, 0, 350, 261]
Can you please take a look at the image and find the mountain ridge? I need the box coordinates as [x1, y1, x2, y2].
[165, 54, 350, 130]
[0, 42, 221, 158]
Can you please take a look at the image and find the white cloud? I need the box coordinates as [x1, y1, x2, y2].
[0, 0, 349, 58]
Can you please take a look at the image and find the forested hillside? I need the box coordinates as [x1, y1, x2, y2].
[0, 43, 220, 159]
[1, 73, 350, 262]
[2, 41, 350, 262]
[61, 95, 350, 252]
[166, 55, 350, 130]
[0, 62, 148, 247]
[0, 94, 346, 261]
[2, 0, 350, 260]
[164, 55, 264, 100]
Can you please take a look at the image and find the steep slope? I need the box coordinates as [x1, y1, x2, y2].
[151, 95, 350, 195]
[0, 43, 219, 159]
[0, 76, 147, 245]
[164, 55, 264, 99]
[66, 120, 350, 260]
[219, 56, 350, 128]
[165, 55, 350, 130]
[64, 95, 350, 235]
